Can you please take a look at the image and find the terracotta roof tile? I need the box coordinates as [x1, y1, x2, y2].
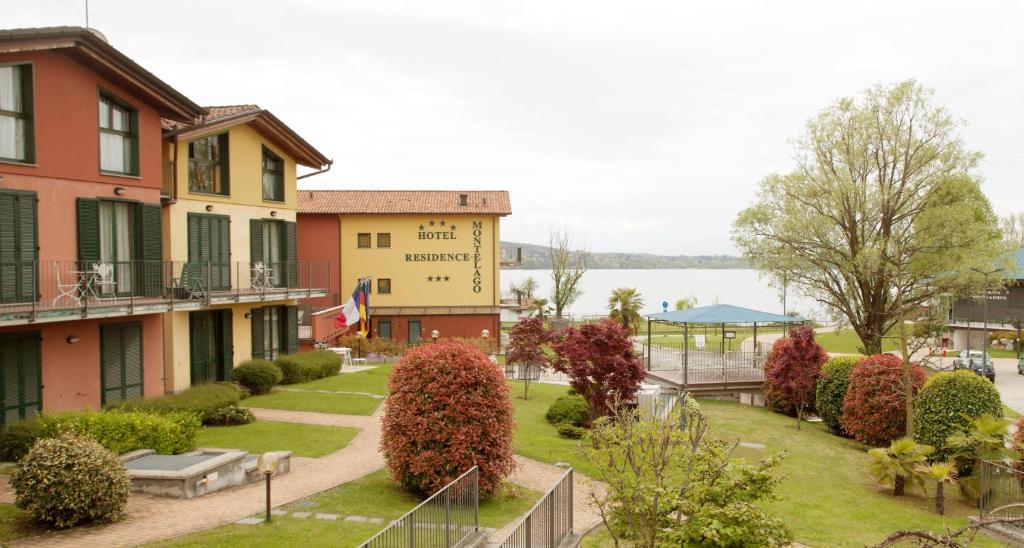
[298, 190, 511, 216]
[161, 104, 261, 132]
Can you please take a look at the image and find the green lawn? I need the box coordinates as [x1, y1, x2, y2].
[0, 503, 43, 544]
[157, 469, 539, 547]
[509, 382, 599, 478]
[243, 391, 381, 416]
[196, 422, 360, 458]
[815, 329, 897, 354]
[512, 383, 1000, 547]
[288, 365, 393, 395]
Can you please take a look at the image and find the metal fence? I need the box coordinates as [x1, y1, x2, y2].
[979, 460, 1024, 525]
[497, 468, 573, 548]
[643, 343, 766, 386]
[360, 467, 479, 548]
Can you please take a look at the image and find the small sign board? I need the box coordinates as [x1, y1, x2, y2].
[694, 335, 706, 349]
[662, 301, 669, 312]
[723, 330, 737, 339]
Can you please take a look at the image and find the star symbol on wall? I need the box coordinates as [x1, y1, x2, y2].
[428, 220, 435, 226]
[418, 224, 425, 230]
[436, 275, 444, 282]
[439, 220, 446, 226]
[427, 276, 434, 282]
[449, 224, 456, 230]
[443, 275, 450, 281]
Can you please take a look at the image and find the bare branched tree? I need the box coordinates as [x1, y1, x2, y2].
[549, 226, 590, 319]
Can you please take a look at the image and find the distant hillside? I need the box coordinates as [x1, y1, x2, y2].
[501, 241, 749, 269]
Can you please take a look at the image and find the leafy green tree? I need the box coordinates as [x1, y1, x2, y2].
[675, 296, 697, 311]
[733, 80, 1006, 357]
[867, 437, 933, 496]
[520, 276, 539, 298]
[607, 287, 644, 334]
[549, 227, 589, 319]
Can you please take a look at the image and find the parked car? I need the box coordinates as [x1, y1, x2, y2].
[953, 350, 995, 382]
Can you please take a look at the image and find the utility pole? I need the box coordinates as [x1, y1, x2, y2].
[971, 267, 1004, 370]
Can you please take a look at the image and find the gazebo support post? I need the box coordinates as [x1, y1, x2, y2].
[752, 322, 758, 368]
[721, 323, 727, 388]
[646, 318, 652, 371]
[683, 322, 689, 386]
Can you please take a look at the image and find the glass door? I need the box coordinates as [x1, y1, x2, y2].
[98, 201, 134, 296]
[262, 221, 283, 288]
[408, 320, 421, 344]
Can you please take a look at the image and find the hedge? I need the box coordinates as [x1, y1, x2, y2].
[814, 355, 861, 435]
[0, 418, 43, 462]
[545, 394, 589, 427]
[107, 383, 241, 425]
[38, 410, 200, 455]
[231, 359, 282, 395]
[914, 370, 1003, 460]
[276, 351, 341, 384]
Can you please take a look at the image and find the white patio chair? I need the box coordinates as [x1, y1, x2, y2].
[53, 263, 81, 306]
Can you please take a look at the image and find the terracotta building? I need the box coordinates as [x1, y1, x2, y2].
[0, 27, 205, 415]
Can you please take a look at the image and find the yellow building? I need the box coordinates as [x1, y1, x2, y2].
[297, 191, 511, 344]
[161, 106, 331, 392]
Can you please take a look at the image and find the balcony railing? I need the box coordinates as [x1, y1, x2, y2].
[0, 260, 330, 325]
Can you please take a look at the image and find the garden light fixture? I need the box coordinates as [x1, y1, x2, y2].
[257, 452, 280, 523]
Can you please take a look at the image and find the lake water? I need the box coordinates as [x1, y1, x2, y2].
[501, 269, 824, 319]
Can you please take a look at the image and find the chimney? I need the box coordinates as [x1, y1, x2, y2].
[459, 193, 468, 207]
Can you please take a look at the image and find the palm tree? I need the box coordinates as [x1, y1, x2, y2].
[527, 298, 552, 321]
[922, 462, 958, 515]
[868, 437, 933, 496]
[521, 277, 539, 299]
[607, 287, 644, 334]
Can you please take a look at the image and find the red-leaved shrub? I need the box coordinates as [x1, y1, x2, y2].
[840, 354, 926, 446]
[764, 326, 828, 426]
[381, 340, 516, 495]
[551, 319, 646, 418]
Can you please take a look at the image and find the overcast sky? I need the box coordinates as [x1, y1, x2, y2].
[5, 0, 1023, 255]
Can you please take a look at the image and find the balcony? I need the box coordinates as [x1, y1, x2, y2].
[0, 260, 330, 327]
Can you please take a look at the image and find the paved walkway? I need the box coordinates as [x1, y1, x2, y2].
[248, 407, 373, 429]
[14, 406, 387, 547]
[488, 456, 607, 544]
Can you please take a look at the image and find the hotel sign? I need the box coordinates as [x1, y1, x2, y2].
[405, 219, 486, 293]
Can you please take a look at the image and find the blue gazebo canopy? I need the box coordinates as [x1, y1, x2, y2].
[646, 304, 804, 325]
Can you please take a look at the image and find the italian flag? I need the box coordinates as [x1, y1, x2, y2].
[334, 279, 370, 335]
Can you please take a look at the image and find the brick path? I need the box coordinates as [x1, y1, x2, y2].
[488, 456, 607, 544]
[248, 407, 373, 428]
[13, 406, 386, 548]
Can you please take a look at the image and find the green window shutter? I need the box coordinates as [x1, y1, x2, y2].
[136, 203, 162, 297]
[123, 324, 143, 400]
[220, 309, 234, 380]
[1, 334, 41, 424]
[214, 217, 231, 290]
[187, 214, 201, 262]
[285, 221, 297, 288]
[250, 307, 265, 359]
[219, 133, 230, 195]
[250, 219, 264, 264]
[101, 325, 122, 405]
[15, 194, 37, 303]
[0, 194, 16, 303]
[77, 198, 101, 266]
[285, 305, 298, 354]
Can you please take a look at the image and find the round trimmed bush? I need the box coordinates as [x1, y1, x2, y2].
[557, 423, 587, 439]
[914, 370, 1002, 460]
[204, 405, 256, 426]
[545, 394, 589, 427]
[814, 355, 862, 435]
[381, 340, 516, 495]
[841, 354, 926, 447]
[11, 433, 129, 528]
[231, 359, 282, 395]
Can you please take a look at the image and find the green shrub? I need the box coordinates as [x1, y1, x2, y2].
[545, 394, 589, 427]
[203, 405, 255, 426]
[914, 370, 1003, 460]
[0, 418, 42, 462]
[276, 351, 341, 384]
[815, 355, 861, 435]
[672, 502, 792, 547]
[11, 434, 129, 528]
[38, 410, 199, 455]
[231, 360, 281, 395]
[557, 423, 587, 439]
[107, 383, 241, 425]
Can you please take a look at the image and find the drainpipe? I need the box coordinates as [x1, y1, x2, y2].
[297, 160, 333, 180]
